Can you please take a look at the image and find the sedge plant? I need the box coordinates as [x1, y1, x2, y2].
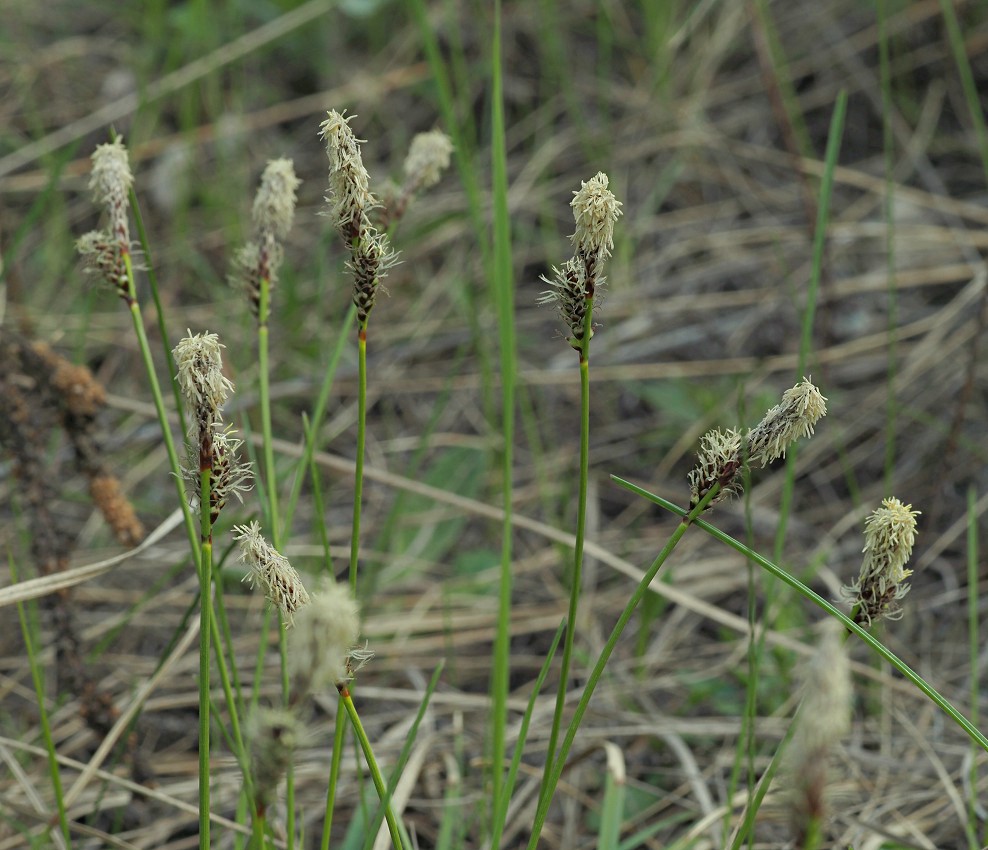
[536, 171, 622, 810]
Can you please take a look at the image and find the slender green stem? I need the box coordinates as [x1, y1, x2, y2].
[339, 686, 403, 850]
[11, 558, 71, 847]
[350, 326, 368, 593]
[491, 621, 564, 850]
[540, 310, 592, 809]
[198, 470, 213, 850]
[284, 304, 357, 533]
[257, 278, 280, 540]
[614, 477, 988, 754]
[320, 708, 348, 850]
[525, 491, 716, 849]
[128, 187, 188, 440]
[251, 811, 266, 850]
[126, 293, 200, 563]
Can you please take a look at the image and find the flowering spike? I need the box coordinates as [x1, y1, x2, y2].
[688, 378, 827, 511]
[403, 129, 453, 192]
[288, 576, 365, 699]
[541, 172, 622, 348]
[746, 378, 828, 466]
[234, 521, 310, 626]
[78, 138, 137, 302]
[840, 498, 921, 624]
[320, 110, 398, 326]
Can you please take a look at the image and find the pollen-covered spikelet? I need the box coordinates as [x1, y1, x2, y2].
[688, 378, 827, 510]
[77, 138, 136, 302]
[288, 576, 368, 700]
[320, 110, 398, 326]
[840, 497, 920, 625]
[402, 129, 453, 193]
[540, 172, 622, 348]
[233, 157, 300, 316]
[234, 521, 310, 625]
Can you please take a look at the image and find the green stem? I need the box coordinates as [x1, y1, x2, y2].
[540, 309, 592, 809]
[339, 686, 403, 850]
[350, 325, 368, 593]
[320, 708, 348, 850]
[615, 477, 988, 754]
[258, 278, 279, 540]
[11, 559, 71, 847]
[198, 469, 213, 850]
[525, 489, 718, 848]
[126, 292, 199, 563]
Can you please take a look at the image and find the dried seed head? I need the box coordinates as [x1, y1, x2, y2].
[688, 428, 745, 508]
[746, 378, 827, 467]
[840, 498, 920, 625]
[785, 621, 851, 841]
[247, 706, 299, 813]
[289, 576, 365, 698]
[234, 521, 310, 625]
[252, 158, 300, 241]
[571, 171, 623, 262]
[172, 330, 234, 421]
[89, 474, 144, 547]
[402, 129, 453, 191]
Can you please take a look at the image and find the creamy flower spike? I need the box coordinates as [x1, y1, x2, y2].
[78, 138, 136, 301]
[289, 576, 366, 696]
[234, 521, 310, 625]
[540, 171, 623, 348]
[173, 330, 234, 417]
[688, 378, 827, 510]
[403, 129, 454, 192]
[841, 498, 920, 624]
[320, 109, 398, 325]
[233, 158, 300, 315]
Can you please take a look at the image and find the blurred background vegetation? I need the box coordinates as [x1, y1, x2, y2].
[1, 0, 987, 847]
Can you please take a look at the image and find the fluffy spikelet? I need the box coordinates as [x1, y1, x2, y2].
[172, 331, 233, 425]
[687, 428, 745, 508]
[233, 158, 300, 315]
[247, 706, 299, 814]
[320, 110, 398, 325]
[746, 378, 827, 466]
[840, 497, 920, 625]
[234, 521, 310, 625]
[289, 576, 365, 697]
[403, 129, 453, 191]
[785, 621, 851, 843]
[688, 378, 827, 510]
[540, 172, 622, 348]
[252, 158, 300, 240]
[571, 171, 623, 261]
[320, 110, 375, 237]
